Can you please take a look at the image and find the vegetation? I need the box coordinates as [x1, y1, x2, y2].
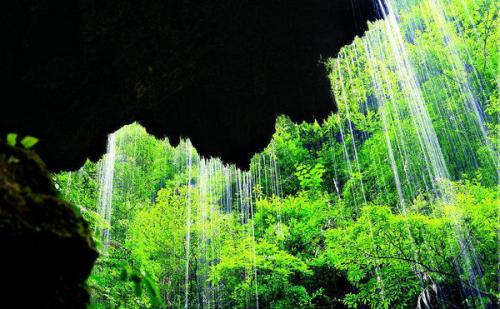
[56, 0, 498, 307]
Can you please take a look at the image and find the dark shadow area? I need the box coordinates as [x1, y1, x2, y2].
[1, 0, 382, 171]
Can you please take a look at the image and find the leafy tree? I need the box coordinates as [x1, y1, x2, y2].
[55, 0, 499, 307]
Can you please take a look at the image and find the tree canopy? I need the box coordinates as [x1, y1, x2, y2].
[56, 0, 498, 307]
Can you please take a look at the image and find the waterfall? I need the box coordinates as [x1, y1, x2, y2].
[54, 0, 496, 306]
[377, 0, 451, 195]
[184, 141, 193, 309]
[96, 133, 116, 251]
[375, 1, 488, 306]
[241, 171, 260, 309]
[326, 0, 494, 305]
[174, 150, 261, 309]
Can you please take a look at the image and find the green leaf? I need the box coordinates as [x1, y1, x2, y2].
[20, 136, 39, 149]
[6, 133, 17, 147]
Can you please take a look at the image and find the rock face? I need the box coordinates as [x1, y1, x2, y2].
[0, 142, 98, 308]
[1, 0, 382, 171]
[0, 2, 382, 306]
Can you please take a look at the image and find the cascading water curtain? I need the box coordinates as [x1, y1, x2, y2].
[327, 0, 497, 306]
[151, 138, 260, 309]
[53, 0, 497, 306]
[96, 133, 116, 251]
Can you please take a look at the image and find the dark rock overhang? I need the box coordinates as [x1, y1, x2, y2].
[1, 0, 383, 170]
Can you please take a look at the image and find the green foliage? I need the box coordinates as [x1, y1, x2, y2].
[5, 133, 39, 149]
[6, 133, 17, 147]
[120, 265, 165, 308]
[4, 134, 39, 165]
[127, 186, 189, 306]
[55, 1, 498, 307]
[212, 239, 313, 308]
[295, 163, 325, 192]
[20, 136, 39, 149]
[324, 182, 498, 307]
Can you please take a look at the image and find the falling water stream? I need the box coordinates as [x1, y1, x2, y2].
[328, 0, 496, 306]
[57, 0, 497, 307]
[96, 133, 116, 250]
[184, 142, 193, 309]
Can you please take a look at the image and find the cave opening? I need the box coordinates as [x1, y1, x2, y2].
[1, 0, 498, 308]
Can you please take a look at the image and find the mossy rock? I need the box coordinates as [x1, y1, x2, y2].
[0, 143, 98, 308]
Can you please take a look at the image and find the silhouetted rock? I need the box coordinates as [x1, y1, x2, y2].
[0, 142, 98, 308]
[1, 0, 382, 171]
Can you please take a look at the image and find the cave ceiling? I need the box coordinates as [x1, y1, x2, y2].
[1, 0, 382, 170]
